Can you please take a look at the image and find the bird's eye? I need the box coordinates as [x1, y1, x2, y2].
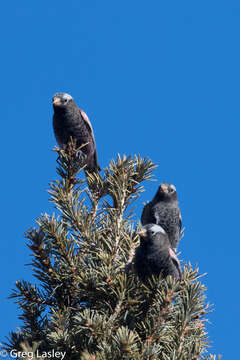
[64, 98, 68, 103]
[169, 185, 176, 193]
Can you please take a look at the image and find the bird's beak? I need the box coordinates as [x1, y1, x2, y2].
[160, 184, 169, 194]
[53, 97, 61, 106]
[138, 229, 147, 237]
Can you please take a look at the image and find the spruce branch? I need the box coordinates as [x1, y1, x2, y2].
[5, 150, 218, 359]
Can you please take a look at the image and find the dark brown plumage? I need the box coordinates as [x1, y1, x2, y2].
[52, 92, 100, 172]
[141, 183, 182, 252]
[134, 224, 181, 282]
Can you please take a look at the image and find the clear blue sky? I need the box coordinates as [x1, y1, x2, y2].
[1, 1, 239, 357]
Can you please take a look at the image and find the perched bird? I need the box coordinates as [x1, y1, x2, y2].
[52, 92, 101, 172]
[141, 183, 182, 252]
[134, 224, 181, 282]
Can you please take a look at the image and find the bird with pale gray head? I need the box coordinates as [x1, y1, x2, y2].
[141, 182, 182, 252]
[133, 223, 182, 282]
[52, 92, 101, 173]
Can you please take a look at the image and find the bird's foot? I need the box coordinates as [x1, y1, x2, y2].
[74, 149, 87, 162]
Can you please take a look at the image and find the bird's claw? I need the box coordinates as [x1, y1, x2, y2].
[74, 149, 87, 162]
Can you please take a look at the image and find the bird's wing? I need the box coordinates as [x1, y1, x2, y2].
[80, 109, 101, 171]
[79, 109, 95, 140]
[169, 248, 182, 280]
[178, 209, 182, 231]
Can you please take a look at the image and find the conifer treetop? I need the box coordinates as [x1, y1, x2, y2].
[5, 146, 220, 360]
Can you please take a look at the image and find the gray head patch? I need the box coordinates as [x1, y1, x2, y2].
[169, 184, 176, 192]
[62, 93, 73, 101]
[53, 92, 73, 101]
[147, 224, 166, 235]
